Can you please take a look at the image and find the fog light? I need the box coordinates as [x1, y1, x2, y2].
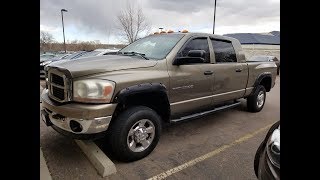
[70, 120, 83, 132]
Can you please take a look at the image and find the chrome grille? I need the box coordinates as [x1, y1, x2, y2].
[51, 74, 64, 86]
[52, 85, 65, 100]
[47, 68, 71, 103]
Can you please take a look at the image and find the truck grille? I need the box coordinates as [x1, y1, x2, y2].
[52, 85, 65, 100]
[51, 73, 64, 86]
[47, 68, 71, 103]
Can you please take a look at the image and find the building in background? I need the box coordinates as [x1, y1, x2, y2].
[224, 31, 280, 59]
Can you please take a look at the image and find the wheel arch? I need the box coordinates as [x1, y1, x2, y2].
[112, 83, 171, 123]
[252, 72, 272, 93]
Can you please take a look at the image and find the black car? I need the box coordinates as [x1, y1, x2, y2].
[40, 51, 88, 78]
[254, 121, 280, 180]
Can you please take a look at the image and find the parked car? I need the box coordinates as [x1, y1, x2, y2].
[78, 48, 120, 58]
[40, 53, 56, 61]
[41, 32, 277, 162]
[61, 51, 89, 60]
[40, 53, 66, 78]
[249, 55, 280, 75]
[40, 51, 88, 78]
[104, 48, 120, 55]
[254, 121, 280, 180]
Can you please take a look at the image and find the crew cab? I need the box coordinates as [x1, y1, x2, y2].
[40, 32, 277, 161]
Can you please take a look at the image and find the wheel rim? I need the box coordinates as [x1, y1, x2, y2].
[257, 91, 265, 108]
[127, 119, 155, 152]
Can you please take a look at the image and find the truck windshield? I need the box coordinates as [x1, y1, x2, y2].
[119, 34, 184, 60]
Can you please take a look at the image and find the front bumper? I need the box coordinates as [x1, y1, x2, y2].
[40, 89, 117, 137]
[51, 125, 107, 140]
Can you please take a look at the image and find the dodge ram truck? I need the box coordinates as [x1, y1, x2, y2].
[40, 32, 277, 162]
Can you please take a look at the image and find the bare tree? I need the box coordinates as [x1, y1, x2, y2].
[40, 31, 55, 52]
[117, 2, 150, 43]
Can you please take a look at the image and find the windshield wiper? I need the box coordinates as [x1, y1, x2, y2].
[121, 51, 149, 60]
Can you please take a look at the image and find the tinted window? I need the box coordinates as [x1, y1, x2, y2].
[211, 39, 237, 63]
[180, 38, 210, 63]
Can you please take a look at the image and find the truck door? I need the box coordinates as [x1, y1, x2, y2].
[210, 38, 248, 104]
[168, 36, 214, 117]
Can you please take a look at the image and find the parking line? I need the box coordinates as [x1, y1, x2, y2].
[147, 123, 273, 180]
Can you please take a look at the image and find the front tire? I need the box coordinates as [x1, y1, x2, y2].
[108, 106, 162, 162]
[247, 85, 266, 112]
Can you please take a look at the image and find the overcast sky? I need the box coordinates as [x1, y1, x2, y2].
[40, 0, 280, 44]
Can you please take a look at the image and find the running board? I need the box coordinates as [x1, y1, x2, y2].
[170, 101, 242, 123]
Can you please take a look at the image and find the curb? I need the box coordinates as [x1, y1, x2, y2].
[75, 140, 117, 177]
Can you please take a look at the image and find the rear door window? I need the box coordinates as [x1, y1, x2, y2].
[211, 39, 237, 63]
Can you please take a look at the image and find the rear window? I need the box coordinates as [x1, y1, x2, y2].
[211, 39, 237, 63]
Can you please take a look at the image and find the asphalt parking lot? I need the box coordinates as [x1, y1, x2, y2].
[40, 76, 280, 180]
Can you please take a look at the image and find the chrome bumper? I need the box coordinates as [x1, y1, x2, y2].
[40, 89, 117, 135]
[42, 108, 112, 134]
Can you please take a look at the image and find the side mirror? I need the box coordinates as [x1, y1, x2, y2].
[187, 50, 206, 58]
[173, 50, 206, 65]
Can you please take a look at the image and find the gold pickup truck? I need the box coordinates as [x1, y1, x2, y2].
[41, 32, 277, 161]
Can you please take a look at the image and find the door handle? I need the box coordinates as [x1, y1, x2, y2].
[204, 71, 213, 75]
[235, 68, 242, 72]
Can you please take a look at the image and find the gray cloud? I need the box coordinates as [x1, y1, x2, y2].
[147, 0, 212, 13]
[40, 0, 125, 34]
[40, 0, 279, 43]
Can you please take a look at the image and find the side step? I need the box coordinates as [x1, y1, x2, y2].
[170, 101, 242, 123]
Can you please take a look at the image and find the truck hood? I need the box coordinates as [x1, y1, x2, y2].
[48, 55, 157, 78]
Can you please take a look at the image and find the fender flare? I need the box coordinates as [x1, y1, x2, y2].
[114, 83, 169, 105]
[250, 72, 272, 95]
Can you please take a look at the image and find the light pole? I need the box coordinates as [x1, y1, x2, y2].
[213, 0, 217, 34]
[61, 9, 68, 53]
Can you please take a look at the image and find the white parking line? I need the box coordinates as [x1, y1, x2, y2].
[75, 140, 117, 177]
[147, 124, 273, 180]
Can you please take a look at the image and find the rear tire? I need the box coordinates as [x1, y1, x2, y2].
[107, 106, 162, 162]
[247, 85, 266, 112]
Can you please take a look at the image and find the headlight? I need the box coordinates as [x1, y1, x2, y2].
[41, 61, 52, 66]
[73, 79, 115, 103]
[266, 126, 280, 168]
